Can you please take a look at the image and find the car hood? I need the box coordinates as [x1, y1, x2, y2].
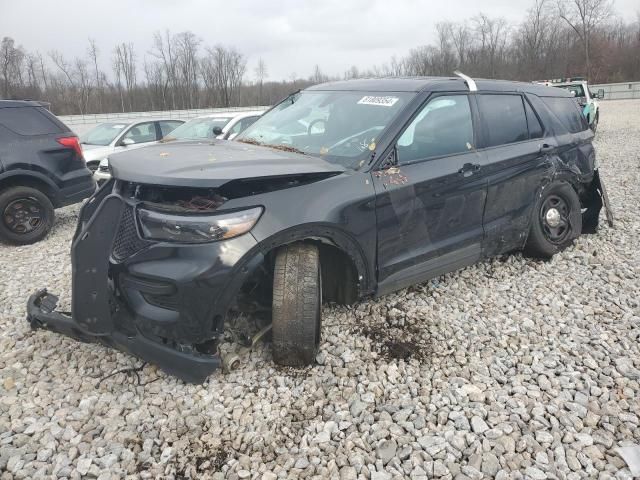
[108, 140, 346, 187]
[82, 145, 113, 161]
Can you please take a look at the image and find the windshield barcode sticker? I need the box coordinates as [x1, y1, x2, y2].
[358, 96, 399, 107]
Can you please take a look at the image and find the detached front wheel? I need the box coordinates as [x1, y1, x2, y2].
[272, 243, 322, 367]
[524, 182, 582, 258]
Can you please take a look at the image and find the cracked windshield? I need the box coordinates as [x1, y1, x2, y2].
[237, 91, 414, 167]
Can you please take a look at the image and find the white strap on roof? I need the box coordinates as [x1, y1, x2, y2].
[454, 71, 478, 92]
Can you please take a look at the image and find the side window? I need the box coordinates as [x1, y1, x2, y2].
[540, 97, 588, 134]
[227, 119, 244, 137]
[227, 117, 259, 139]
[477, 94, 529, 147]
[0, 106, 64, 136]
[122, 122, 157, 144]
[396, 95, 474, 164]
[158, 120, 182, 137]
[524, 99, 543, 139]
[240, 116, 259, 131]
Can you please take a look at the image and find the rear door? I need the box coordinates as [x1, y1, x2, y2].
[374, 93, 488, 295]
[475, 93, 548, 256]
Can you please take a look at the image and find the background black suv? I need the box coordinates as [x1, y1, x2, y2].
[0, 100, 95, 244]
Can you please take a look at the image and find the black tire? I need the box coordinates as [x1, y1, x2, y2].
[272, 243, 322, 367]
[86, 162, 99, 173]
[524, 182, 582, 259]
[0, 186, 55, 245]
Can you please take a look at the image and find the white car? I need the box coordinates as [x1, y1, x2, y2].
[80, 118, 184, 172]
[162, 111, 264, 142]
[93, 111, 264, 184]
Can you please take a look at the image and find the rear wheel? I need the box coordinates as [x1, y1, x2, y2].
[524, 182, 582, 258]
[272, 243, 322, 367]
[0, 186, 55, 245]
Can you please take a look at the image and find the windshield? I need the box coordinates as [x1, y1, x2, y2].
[237, 90, 414, 167]
[557, 84, 586, 98]
[80, 123, 127, 146]
[164, 117, 232, 140]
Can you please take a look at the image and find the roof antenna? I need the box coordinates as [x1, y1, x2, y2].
[453, 71, 477, 92]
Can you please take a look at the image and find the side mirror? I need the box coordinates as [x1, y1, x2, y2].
[121, 137, 135, 146]
[597, 88, 605, 99]
[212, 126, 223, 136]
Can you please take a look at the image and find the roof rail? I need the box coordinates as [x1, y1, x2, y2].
[453, 71, 477, 92]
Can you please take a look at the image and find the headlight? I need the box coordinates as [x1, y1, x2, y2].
[137, 206, 263, 243]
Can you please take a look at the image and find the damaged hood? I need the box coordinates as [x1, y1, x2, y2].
[108, 140, 346, 187]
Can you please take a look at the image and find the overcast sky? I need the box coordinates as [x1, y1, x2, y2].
[1, 0, 637, 81]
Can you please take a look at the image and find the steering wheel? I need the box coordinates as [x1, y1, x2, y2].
[307, 119, 327, 136]
[328, 126, 383, 154]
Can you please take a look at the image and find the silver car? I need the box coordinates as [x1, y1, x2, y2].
[93, 111, 264, 184]
[81, 118, 184, 172]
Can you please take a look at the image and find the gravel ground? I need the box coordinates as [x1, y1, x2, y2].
[1, 100, 639, 480]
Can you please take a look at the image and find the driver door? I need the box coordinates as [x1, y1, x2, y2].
[374, 93, 488, 295]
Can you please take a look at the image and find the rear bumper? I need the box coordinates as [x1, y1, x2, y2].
[27, 181, 262, 383]
[54, 170, 96, 208]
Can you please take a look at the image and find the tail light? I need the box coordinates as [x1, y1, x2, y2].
[57, 136, 84, 159]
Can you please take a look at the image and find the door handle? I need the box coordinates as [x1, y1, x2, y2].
[458, 163, 481, 177]
[539, 143, 556, 154]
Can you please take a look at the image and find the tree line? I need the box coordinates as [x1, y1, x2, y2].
[1, 0, 638, 115]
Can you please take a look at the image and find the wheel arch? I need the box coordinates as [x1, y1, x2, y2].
[254, 224, 373, 302]
[0, 172, 59, 206]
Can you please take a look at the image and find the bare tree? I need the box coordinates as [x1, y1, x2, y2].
[150, 30, 179, 109]
[310, 64, 328, 84]
[87, 38, 103, 111]
[557, 0, 614, 78]
[175, 31, 201, 109]
[255, 58, 268, 104]
[1, 37, 25, 98]
[49, 50, 88, 113]
[113, 43, 137, 112]
[201, 45, 246, 107]
[450, 22, 473, 68]
[473, 14, 510, 77]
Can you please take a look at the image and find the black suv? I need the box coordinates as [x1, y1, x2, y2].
[0, 101, 95, 244]
[28, 76, 611, 382]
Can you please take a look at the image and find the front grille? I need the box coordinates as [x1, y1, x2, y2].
[112, 205, 150, 261]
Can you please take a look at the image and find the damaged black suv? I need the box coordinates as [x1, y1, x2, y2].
[28, 75, 611, 383]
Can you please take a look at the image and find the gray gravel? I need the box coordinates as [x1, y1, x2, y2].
[1, 100, 639, 480]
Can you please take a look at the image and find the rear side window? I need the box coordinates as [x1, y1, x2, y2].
[524, 100, 544, 139]
[541, 97, 588, 133]
[477, 94, 528, 147]
[158, 120, 182, 137]
[0, 106, 64, 136]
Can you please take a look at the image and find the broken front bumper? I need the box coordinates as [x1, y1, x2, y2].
[26, 180, 262, 384]
[27, 289, 221, 383]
